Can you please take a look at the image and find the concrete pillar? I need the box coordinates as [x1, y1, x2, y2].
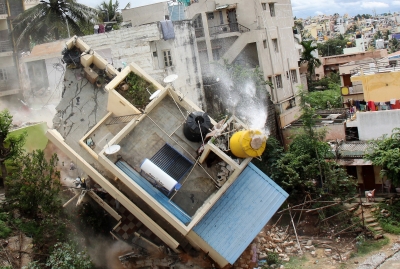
[201, 12, 214, 67]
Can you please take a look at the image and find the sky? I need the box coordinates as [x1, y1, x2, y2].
[79, 0, 400, 18]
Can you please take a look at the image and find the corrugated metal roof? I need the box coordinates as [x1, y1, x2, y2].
[193, 163, 288, 265]
[338, 141, 370, 157]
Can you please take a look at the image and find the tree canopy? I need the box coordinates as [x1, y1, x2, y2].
[365, 128, 400, 187]
[0, 110, 25, 186]
[12, 0, 98, 48]
[98, 0, 122, 22]
[317, 36, 349, 57]
[253, 90, 357, 201]
[300, 40, 321, 83]
[6, 150, 62, 218]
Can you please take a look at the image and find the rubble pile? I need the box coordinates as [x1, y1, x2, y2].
[253, 226, 354, 264]
[254, 226, 302, 263]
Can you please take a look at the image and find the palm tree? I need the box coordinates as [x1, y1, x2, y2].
[98, 0, 120, 22]
[300, 40, 321, 83]
[12, 0, 98, 48]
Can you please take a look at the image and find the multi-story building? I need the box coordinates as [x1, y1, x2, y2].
[123, 0, 302, 129]
[46, 36, 288, 268]
[0, 0, 39, 97]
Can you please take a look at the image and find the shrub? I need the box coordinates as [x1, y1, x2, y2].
[266, 252, 279, 265]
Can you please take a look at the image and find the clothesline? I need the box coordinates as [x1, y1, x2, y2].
[345, 98, 400, 113]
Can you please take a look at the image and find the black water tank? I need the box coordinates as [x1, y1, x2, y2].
[183, 111, 212, 142]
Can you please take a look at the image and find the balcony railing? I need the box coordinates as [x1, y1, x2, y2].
[208, 23, 250, 36]
[0, 40, 12, 53]
[0, 3, 6, 15]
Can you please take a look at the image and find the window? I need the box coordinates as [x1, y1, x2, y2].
[0, 69, 7, 81]
[290, 69, 298, 83]
[263, 39, 267, 48]
[272, 38, 278, 52]
[153, 51, 157, 57]
[262, 3, 267, 10]
[163, 50, 173, 67]
[275, 75, 282, 88]
[269, 3, 275, 17]
[219, 11, 223, 24]
[207, 12, 214, 20]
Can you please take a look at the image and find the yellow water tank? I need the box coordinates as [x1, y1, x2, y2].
[342, 87, 349, 95]
[230, 130, 267, 158]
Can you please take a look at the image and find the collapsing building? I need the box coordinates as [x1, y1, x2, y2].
[46, 36, 288, 267]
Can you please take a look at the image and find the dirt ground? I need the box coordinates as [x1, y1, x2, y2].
[281, 232, 399, 269]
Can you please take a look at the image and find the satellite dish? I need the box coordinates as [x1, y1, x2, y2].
[105, 144, 121, 155]
[163, 74, 178, 83]
[149, 89, 162, 100]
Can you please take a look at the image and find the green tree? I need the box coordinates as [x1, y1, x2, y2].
[317, 37, 348, 57]
[300, 40, 321, 83]
[384, 30, 391, 41]
[98, 0, 121, 22]
[12, 0, 98, 47]
[46, 242, 93, 269]
[252, 137, 283, 177]
[374, 30, 383, 41]
[365, 128, 400, 187]
[270, 90, 357, 200]
[6, 150, 61, 218]
[0, 110, 25, 187]
[389, 38, 400, 53]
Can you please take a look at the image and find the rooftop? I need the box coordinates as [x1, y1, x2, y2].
[46, 36, 288, 267]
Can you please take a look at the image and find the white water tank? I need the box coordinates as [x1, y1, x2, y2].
[140, 159, 181, 192]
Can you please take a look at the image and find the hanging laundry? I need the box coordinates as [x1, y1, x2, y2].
[392, 100, 400, 109]
[355, 100, 361, 110]
[367, 101, 376, 111]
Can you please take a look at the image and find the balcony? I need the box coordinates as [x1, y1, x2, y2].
[208, 23, 250, 36]
[0, 40, 12, 53]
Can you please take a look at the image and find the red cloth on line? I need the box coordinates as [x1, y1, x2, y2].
[367, 101, 376, 111]
[391, 100, 400, 109]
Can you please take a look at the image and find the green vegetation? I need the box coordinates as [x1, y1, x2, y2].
[373, 200, 400, 234]
[307, 72, 342, 109]
[266, 252, 279, 265]
[0, 212, 11, 239]
[122, 72, 156, 108]
[10, 122, 48, 152]
[253, 90, 357, 202]
[300, 40, 321, 84]
[12, 0, 98, 48]
[98, 0, 123, 23]
[46, 242, 94, 269]
[317, 35, 349, 57]
[306, 88, 342, 109]
[0, 111, 97, 267]
[353, 235, 389, 257]
[0, 109, 26, 186]
[6, 150, 62, 218]
[281, 255, 308, 269]
[365, 128, 400, 187]
[24, 242, 93, 269]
